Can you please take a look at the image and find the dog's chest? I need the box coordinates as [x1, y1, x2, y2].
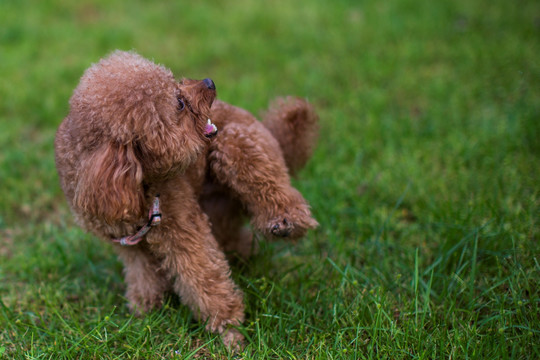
[185, 154, 208, 195]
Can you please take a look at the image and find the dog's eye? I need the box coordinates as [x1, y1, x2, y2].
[177, 98, 185, 111]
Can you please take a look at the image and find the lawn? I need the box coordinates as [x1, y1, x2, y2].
[0, 0, 539, 358]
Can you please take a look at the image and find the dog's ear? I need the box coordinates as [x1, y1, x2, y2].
[74, 142, 144, 224]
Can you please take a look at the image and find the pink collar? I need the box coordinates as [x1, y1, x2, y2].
[112, 195, 162, 246]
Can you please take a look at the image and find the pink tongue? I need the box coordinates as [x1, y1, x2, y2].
[204, 119, 218, 137]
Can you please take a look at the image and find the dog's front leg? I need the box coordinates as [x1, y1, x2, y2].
[115, 242, 171, 314]
[146, 183, 245, 348]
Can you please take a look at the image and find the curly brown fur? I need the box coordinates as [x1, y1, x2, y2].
[262, 96, 319, 176]
[55, 50, 318, 347]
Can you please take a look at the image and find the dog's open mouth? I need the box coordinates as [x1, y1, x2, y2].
[204, 118, 218, 138]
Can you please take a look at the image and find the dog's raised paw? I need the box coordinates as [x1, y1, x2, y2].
[270, 217, 293, 237]
[267, 206, 318, 239]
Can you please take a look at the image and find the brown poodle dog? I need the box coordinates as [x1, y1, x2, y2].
[54, 51, 318, 346]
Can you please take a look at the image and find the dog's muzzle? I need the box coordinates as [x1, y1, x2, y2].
[203, 78, 216, 90]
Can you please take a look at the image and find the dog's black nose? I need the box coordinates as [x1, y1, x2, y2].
[203, 78, 216, 90]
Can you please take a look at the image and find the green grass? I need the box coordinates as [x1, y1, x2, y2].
[1, 0, 539, 358]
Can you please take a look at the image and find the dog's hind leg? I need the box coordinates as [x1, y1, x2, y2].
[207, 116, 318, 240]
[200, 182, 257, 259]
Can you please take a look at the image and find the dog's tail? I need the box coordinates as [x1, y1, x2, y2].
[261, 97, 319, 176]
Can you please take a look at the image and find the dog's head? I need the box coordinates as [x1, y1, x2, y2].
[69, 51, 217, 223]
